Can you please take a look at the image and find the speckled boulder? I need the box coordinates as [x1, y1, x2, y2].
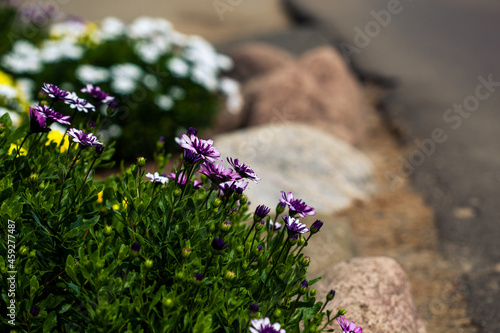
[316, 257, 427, 333]
[214, 123, 377, 214]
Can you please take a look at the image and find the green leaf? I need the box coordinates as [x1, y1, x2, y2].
[43, 311, 57, 332]
[193, 312, 212, 333]
[66, 216, 100, 238]
[30, 275, 39, 298]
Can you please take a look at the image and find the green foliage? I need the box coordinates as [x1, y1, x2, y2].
[0, 93, 343, 332]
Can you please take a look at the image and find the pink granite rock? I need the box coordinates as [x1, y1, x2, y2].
[242, 45, 367, 145]
[315, 257, 427, 333]
[226, 42, 296, 83]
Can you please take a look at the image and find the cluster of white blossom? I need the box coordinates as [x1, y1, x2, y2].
[1, 16, 242, 113]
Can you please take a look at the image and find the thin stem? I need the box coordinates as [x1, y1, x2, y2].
[58, 148, 82, 211]
[261, 237, 289, 298]
[294, 234, 313, 261]
[15, 132, 31, 159]
[243, 222, 256, 245]
[73, 155, 98, 200]
[286, 294, 301, 324]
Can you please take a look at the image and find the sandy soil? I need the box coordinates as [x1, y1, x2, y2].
[336, 84, 479, 333]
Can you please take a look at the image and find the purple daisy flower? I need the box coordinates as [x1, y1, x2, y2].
[282, 216, 309, 235]
[337, 316, 363, 333]
[199, 162, 239, 186]
[64, 92, 96, 113]
[146, 172, 169, 184]
[42, 83, 68, 100]
[178, 133, 222, 163]
[279, 191, 315, 218]
[183, 149, 202, 164]
[33, 105, 71, 125]
[81, 84, 115, 105]
[67, 128, 103, 148]
[29, 106, 50, 133]
[227, 157, 260, 183]
[249, 318, 286, 333]
[219, 179, 248, 196]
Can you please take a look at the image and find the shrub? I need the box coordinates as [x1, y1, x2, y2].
[0, 16, 241, 160]
[0, 84, 353, 332]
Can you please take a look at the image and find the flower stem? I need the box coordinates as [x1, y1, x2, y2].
[294, 234, 312, 261]
[285, 294, 301, 324]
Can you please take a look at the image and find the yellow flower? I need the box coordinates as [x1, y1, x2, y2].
[97, 191, 103, 203]
[9, 143, 27, 156]
[46, 130, 70, 152]
[0, 71, 13, 86]
[112, 204, 119, 210]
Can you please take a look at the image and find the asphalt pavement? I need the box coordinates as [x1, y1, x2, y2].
[283, 0, 500, 331]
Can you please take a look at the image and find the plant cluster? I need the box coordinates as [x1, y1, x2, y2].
[0, 83, 363, 332]
[0, 13, 241, 160]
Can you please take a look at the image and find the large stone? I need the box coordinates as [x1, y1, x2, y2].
[301, 214, 358, 278]
[242, 46, 368, 145]
[226, 42, 296, 83]
[213, 123, 377, 214]
[316, 257, 427, 333]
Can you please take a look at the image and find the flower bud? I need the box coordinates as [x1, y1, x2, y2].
[95, 145, 104, 155]
[19, 245, 28, 256]
[338, 308, 346, 316]
[103, 225, 113, 236]
[174, 188, 182, 197]
[213, 198, 222, 208]
[297, 237, 305, 246]
[29, 250, 37, 258]
[225, 270, 236, 281]
[221, 220, 231, 232]
[88, 121, 96, 128]
[182, 247, 191, 258]
[131, 242, 141, 256]
[249, 303, 259, 317]
[176, 271, 185, 281]
[145, 259, 153, 269]
[255, 219, 265, 231]
[273, 309, 283, 318]
[310, 220, 324, 234]
[310, 288, 317, 296]
[30, 305, 40, 317]
[327, 289, 336, 301]
[162, 297, 174, 307]
[193, 272, 204, 284]
[300, 256, 311, 267]
[299, 280, 308, 294]
[310, 326, 318, 333]
[236, 245, 244, 254]
[156, 137, 165, 150]
[137, 157, 146, 168]
[276, 202, 286, 215]
[289, 234, 299, 245]
[240, 195, 248, 205]
[29, 173, 38, 183]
